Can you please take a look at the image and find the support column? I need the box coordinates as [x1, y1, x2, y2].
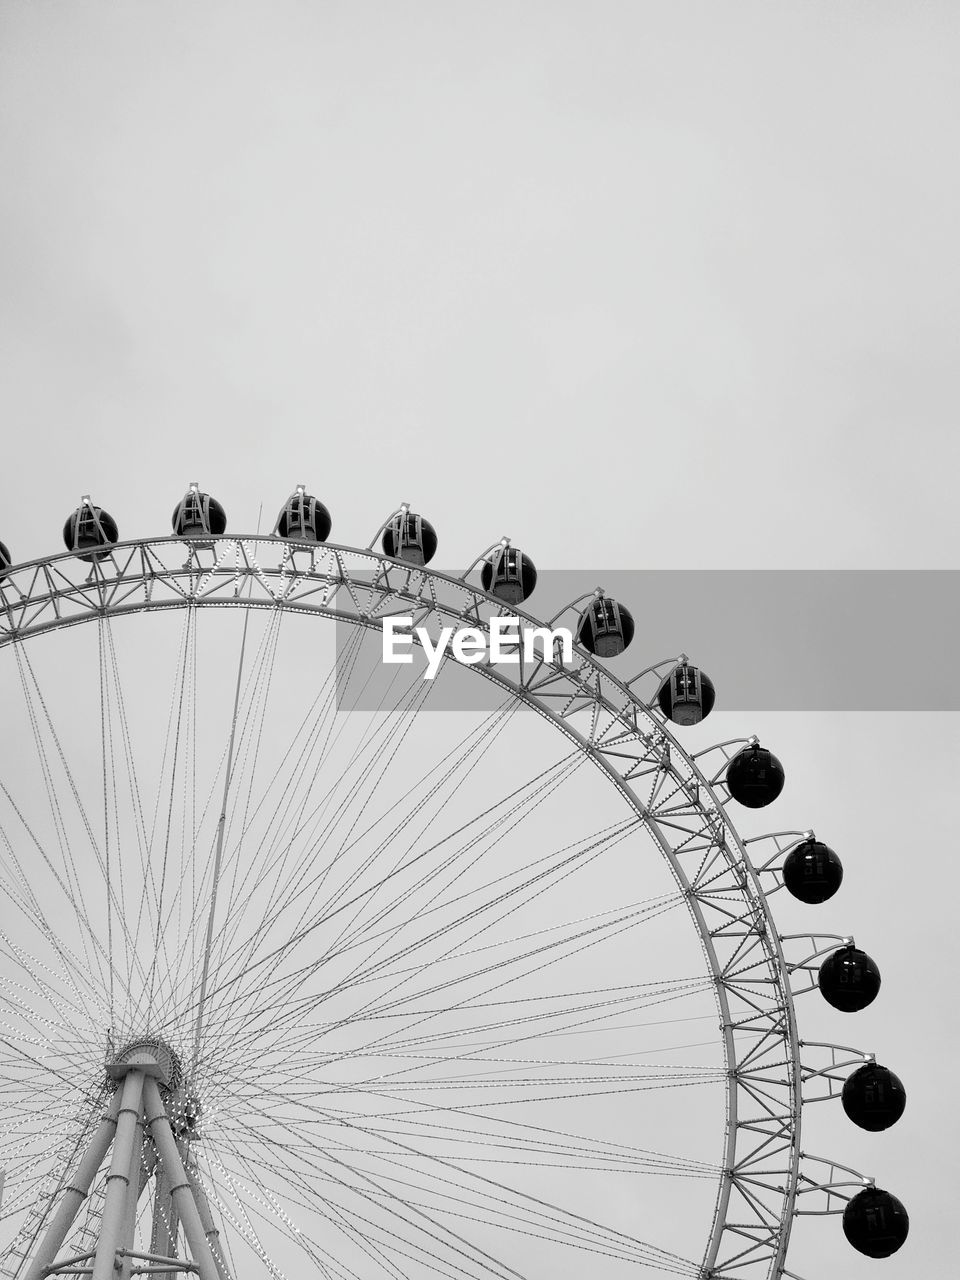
[182, 1146, 232, 1280]
[118, 1099, 146, 1280]
[142, 1079, 220, 1280]
[92, 1070, 145, 1280]
[150, 1160, 180, 1269]
[24, 1092, 122, 1280]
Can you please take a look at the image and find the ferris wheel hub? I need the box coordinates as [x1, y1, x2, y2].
[106, 1037, 183, 1092]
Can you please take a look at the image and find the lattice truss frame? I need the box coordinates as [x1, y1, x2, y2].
[0, 536, 873, 1280]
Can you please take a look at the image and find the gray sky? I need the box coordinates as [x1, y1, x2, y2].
[1, 2, 957, 1276]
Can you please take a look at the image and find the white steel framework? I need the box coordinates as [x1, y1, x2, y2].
[0, 534, 879, 1278]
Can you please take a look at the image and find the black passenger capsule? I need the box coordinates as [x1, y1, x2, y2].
[576, 597, 635, 658]
[480, 546, 537, 605]
[382, 511, 437, 566]
[842, 1187, 909, 1258]
[657, 663, 716, 725]
[0, 539, 11, 580]
[725, 743, 785, 808]
[841, 1062, 906, 1131]
[63, 500, 119, 562]
[782, 838, 843, 903]
[275, 487, 332, 543]
[172, 486, 227, 538]
[818, 945, 881, 1012]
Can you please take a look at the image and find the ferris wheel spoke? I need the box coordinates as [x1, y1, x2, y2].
[203, 994, 723, 1114]
[139, 605, 204, 1027]
[11, 633, 174, 1031]
[201, 1137, 390, 1280]
[245, 1027, 720, 1136]
[198, 1129, 371, 1280]
[195, 963, 722, 1211]
[199, 665, 491, 1011]
[212, 1122, 531, 1280]
[314, 1103, 717, 1178]
[10, 646, 109, 991]
[314, 989, 717, 1089]
[154, 1142, 285, 1280]
[221, 1075, 721, 1174]
[239, 624, 400, 880]
[217, 1097, 704, 1277]
[97, 616, 181, 1027]
[0, 986, 92, 1061]
[326, 1164, 694, 1273]
[310, 749, 585, 977]
[192, 813, 640, 1071]
[296, 698, 526, 956]
[13, 612, 192, 1040]
[189, 603, 291, 1070]
[304, 843, 672, 1043]
[184, 718, 562, 1043]
[0, 775, 112, 1028]
[0, 835, 117, 1042]
[199, 752, 588, 1050]
[175, 622, 419, 1018]
[194, 836, 691, 1090]
[110, 603, 281, 1036]
[0, 929, 109, 1040]
[257, 941, 700, 1092]
[209, 628, 421, 947]
[210, 749, 607, 1010]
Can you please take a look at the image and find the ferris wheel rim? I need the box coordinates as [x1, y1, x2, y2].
[0, 532, 803, 1279]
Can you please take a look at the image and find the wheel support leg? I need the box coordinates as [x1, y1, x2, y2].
[143, 1078, 220, 1280]
[150, 1161, 180, 1271]
[118, 1099, 146, 1280]
[24, 1092, 122, 1280]
[92, 1070, 145, 1280]
[182, 1146, 232, 1280]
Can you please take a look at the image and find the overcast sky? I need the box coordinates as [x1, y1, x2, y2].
[0, 3, 957, 1277]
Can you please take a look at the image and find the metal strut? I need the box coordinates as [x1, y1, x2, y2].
[23, 1094, 122, 1280]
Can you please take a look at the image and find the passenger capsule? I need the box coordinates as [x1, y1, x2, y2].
[172, 485, 227, 538]
[480, 546, 537, 605]
[576, 597, 635, 658]
[725, 743, 785, 808]
[62, 500, 119, 562]
[842, 1062, 906, 1132]
[275, 487, 332, 543]
[657, 663, 716, 725]
[842, 1187, 909, 1258]
[381, 511, 437, 566]
[782, 838, 843, 903]
[818, 945, 881, 1012]
[0, 539, 11, 580]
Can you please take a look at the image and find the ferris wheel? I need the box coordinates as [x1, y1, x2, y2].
[0, 486, 908, 1280]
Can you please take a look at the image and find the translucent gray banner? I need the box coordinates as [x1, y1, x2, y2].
[335, 570, 958, 711]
